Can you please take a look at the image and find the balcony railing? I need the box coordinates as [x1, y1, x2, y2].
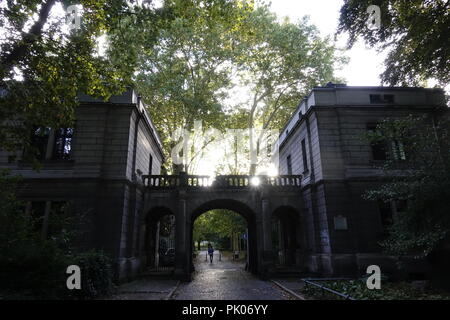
[142, 174, 302, 189]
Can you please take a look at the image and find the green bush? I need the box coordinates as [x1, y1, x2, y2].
[68, 250, 114, 299]
[0, 170, 114, 300]
[0, 241, 69, 299]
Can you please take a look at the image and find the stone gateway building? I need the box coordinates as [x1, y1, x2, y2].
[277, 83, 448, 278]
[0, 90, 165, 280]
[0, 84, 448, 282]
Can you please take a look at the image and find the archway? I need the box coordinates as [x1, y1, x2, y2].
[271, 206, 302, 269]
[143, 207, 176, 274]
[189, 199, 258, 275]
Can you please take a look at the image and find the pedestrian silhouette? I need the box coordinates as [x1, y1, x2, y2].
[207, 243, 214, 263]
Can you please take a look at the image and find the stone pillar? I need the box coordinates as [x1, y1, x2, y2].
[174, 196, 189, 280]
[260, 198, 274, 277]
[154, 221, 160, 268]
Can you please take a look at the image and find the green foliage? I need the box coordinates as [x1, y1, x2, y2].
[133, 0, 254, 172]
[0, 0, 173, 160]
[239, 6, 347, 173]
[133, 1, 346, 174]
[0, 240, 70, 299]
[301, 280, 450, 300]
[338, 0, 450, 86]
[68, 250, 114, 299]
[193, 209, 246, 244]
[0, 169, 113, 299]
[363, 115, 450, 256]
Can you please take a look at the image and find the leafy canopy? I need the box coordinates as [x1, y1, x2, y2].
[338, 0, 450, 86]
[0, 0, 173, 158]
[193, 209, 247, 244]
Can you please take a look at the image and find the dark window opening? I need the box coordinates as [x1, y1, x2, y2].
[148, 154, 153, 175]
[378, 201, 393, 236]
[30, 201, 46, 232]
[370, 94, 395, 104]
[31, 127, 51, 160]
[286, 155, 292, 175]
[28, 127, 73, 161]
[53, 128, 73, 160]
[372, 143, 388, 161]
[301, 139, 308, 172]
[47, 201, 68, 238]
[367, 124, 388, 161]
[394, 200, 408, 214]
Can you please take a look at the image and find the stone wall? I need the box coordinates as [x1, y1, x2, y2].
[0, 91, 164, 282]
[278, 85, 449, 277]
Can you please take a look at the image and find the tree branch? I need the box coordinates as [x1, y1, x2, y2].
[1, 0, 56, 77]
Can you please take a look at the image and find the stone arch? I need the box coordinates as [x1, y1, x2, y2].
[142, 206, 176, 272]
[188, 199, 259, 274]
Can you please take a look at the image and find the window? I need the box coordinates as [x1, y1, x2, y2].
[30, 201, 46, 232]
[28, 201, 69, 239]
[301, 139, 308, 172]
[31, 127, 51, 160]
[378, 200, 408, 236]
[28, 127, 73, 160]
[286, 155, 292, 175]
[370, 94, 395, 104]
[53, 128, 73, 160]
[148, 154, 153, 175]
[378, 201, 393, 236]
[367, 124, 406, 162]
[391, 140, 406, 161]
[393, 200, 407, 214]
[367, 125, 388, 161]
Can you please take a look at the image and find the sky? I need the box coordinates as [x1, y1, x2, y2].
[269, 0, 387, 86]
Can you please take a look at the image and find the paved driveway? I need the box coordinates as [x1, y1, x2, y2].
[171, 251, 292, 300]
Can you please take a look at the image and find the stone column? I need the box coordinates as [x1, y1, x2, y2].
[174, 196, 188, 280]
[261, 198, 274, 277]
[154, 221, 160, 268]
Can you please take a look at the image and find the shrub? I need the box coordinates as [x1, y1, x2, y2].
[68, 250, 114, 299]
[0, 170, 114, 300]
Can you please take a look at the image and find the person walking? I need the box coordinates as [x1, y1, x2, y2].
[207, 243, 214, 263]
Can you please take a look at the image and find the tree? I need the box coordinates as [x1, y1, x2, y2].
[193, 209, 246, 250]
[134, 0, 254, 173]
[363, 113, 450, 257]
[0, 0, 173, 162]
[236, 6, 347, 174]
[135, 2, 346, 175]
[337, 0, 450, 86]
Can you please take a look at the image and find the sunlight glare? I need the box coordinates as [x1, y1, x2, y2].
[250, 177, 261, 186]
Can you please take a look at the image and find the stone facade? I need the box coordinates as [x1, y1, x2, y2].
[2, 84, 448, 282]
[0, 90, 164, 281]
[278, 84, 448, 277]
